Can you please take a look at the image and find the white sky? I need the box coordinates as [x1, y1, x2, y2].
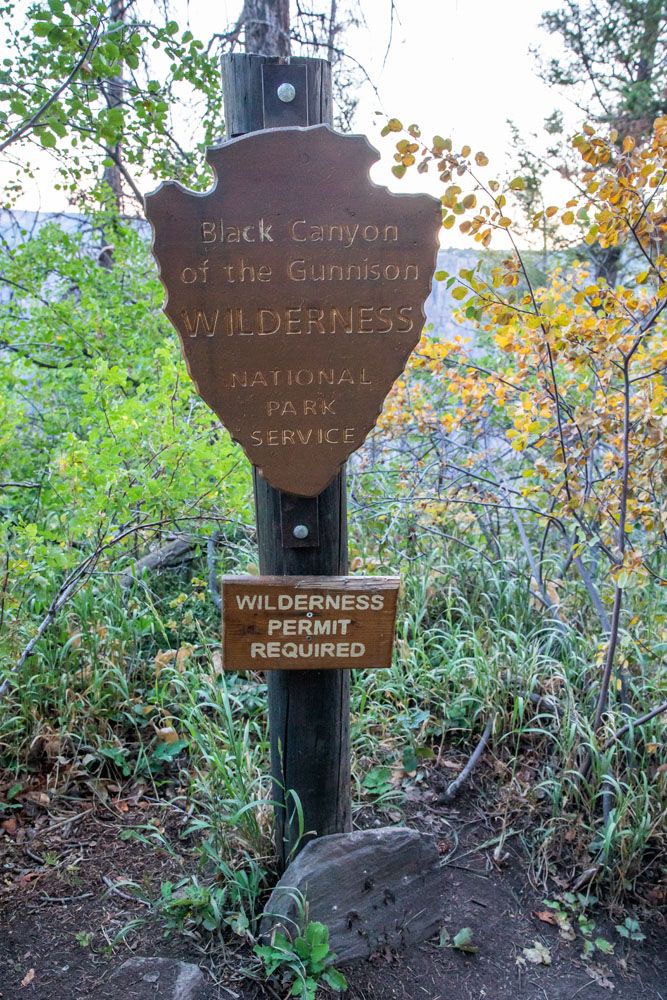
[347, 0, 576, 178]
[2, 0, 579, 221]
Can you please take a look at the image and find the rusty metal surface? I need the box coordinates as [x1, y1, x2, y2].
[144, 125, 440, 497]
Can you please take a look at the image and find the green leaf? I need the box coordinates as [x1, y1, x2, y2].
[39, 129, 56, 149]
[402, 745, 418, 773]
[322, 968, 348, 991]
[452, 927, 479, 953]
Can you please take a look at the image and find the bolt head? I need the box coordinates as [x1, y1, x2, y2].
[277, 82, 296, 103]
[292, 523, 309, 539]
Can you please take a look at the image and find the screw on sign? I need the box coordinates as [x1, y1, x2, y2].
[144, 57, 441, 869]
[144, 124, 440, 497]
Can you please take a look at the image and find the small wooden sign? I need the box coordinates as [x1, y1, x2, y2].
[221, 575, 399, 670]
[144, 125, 440, 497]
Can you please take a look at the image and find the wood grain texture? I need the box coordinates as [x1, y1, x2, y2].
[144, 125, 440, 497]
[221, 53, 350, 870]
[221, 575, 399, 670]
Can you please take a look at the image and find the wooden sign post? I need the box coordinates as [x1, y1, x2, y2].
[145, 54, 440, 869]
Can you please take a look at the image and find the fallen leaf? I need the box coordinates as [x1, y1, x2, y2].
[1, 816, 18, 837]
[156, 726, 180, 744]
[452, 927, 479, 954]
[153, 649, 177, 675]
[588, 964, 615, 990]
[21, 969, 35, 987]
[570, 865, 600, 892]
[523, 941, 551, 965]
[18, 872, 42, 887]
[441, 760, 463, 772]
[533, 909, 558, 926]
[175, 644, 195, 670]
[22, 791, 49, 808]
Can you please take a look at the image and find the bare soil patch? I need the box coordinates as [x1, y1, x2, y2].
[1, 768, 664, 1000]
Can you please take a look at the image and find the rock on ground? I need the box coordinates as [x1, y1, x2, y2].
[100, 957, 207, 999]
[260, 826, 443, 964]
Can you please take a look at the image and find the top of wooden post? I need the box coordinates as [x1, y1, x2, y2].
[221, 54, 333, 135]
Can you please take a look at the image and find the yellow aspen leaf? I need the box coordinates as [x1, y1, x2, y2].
[622, 135, 635, 152]
[461, 144, 471, 157]
[442, 215, 456, 229]
[156, 726, 181, 743]
[462, 193, 477, 209]
[452, 286, 468, 300]
[509, 176, 526, 190]
[546, 206, 558, 218]
[498, 216, 512, 227]
[475, 151, 489, 166]
[562, 211, 575, 225]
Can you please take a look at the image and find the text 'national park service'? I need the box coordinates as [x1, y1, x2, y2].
[145, 125, 440, 496]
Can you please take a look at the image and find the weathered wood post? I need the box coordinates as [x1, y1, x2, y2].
[221, 55, 350, 868]
[144, 60, 440, 876]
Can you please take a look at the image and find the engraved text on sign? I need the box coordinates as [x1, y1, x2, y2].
[144, 126, 440, 496]
[222, 575, 400, 670]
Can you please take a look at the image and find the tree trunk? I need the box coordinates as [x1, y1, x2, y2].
[102, 0, 125, 211]
[243, 0, 290, 58]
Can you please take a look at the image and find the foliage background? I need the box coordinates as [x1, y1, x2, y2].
[0, 1, 665, 970]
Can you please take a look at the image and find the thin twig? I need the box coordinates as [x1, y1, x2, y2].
[602, 699, 667, 750]
[0, 29, 100, 153]
[0, 513, 240, 700]
[39, 892, 94, 905]
[437, 717, 494, 804]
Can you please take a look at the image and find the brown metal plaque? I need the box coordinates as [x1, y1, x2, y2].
[221, 575, 399, 670]
[144, 126, 440, 496]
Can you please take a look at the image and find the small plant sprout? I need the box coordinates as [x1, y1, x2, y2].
[254, 920, 348, 1000]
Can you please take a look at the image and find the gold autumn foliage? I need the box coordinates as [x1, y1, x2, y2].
[380, 118, 667, 617]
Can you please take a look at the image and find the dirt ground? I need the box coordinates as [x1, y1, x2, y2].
[1, 768, 665, 1000]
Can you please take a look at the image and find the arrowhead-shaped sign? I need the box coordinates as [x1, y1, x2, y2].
[145, 125, 440, 497]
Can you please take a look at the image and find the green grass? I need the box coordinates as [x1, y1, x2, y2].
[1, 518, 665, 933]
